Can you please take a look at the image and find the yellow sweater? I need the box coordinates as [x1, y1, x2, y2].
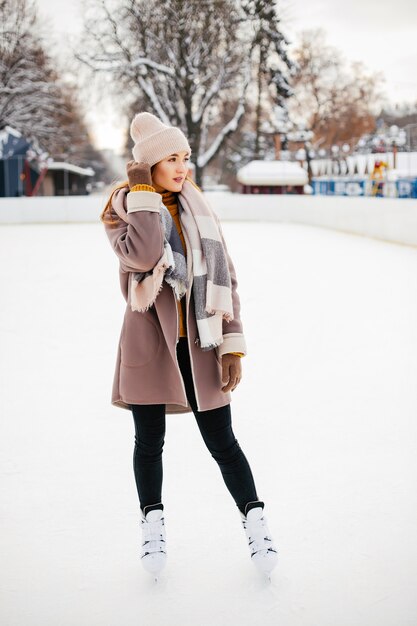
[129, 182, 243, 357]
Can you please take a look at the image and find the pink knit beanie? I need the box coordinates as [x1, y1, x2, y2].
[130, 112, 192, 166]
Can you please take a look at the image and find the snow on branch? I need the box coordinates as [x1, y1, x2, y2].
[198, 62, 252, 168]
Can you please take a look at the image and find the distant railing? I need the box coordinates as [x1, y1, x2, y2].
[312, 177, 417, 199]
[1, 192, 417, 248]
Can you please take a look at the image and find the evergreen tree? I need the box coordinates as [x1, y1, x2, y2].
[238, 0, 295, 158]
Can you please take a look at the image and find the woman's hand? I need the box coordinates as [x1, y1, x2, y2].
[126, 160, 153, 188]
[221, 354, 242, 392]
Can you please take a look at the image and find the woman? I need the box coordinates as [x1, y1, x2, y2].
[101, 112, 278, 581]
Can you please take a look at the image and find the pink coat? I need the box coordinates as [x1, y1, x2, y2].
[104, 186, 247, 413]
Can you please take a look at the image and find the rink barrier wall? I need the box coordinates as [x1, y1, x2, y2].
[0, 192, 416, 248]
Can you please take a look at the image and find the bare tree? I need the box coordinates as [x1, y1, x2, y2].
[76, 0, 260, 185]
[289, 28, 384, 148]
[0, 0, 98, 164]
[0, 0, 62, 144]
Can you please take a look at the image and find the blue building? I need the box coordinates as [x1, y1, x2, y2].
[0, 126, 40, 196]
[0, 125, 94, 197]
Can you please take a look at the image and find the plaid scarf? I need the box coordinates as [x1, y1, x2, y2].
[129, 178, 234, 351]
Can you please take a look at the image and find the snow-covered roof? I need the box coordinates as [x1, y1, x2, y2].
[47, 162, 95, 177]
[0, 125, 21, 142]
[0, 125, 30, 159]
[237, 160, 308, 185]
[0, 127, 95, 177]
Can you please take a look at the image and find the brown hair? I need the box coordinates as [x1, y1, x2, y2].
[100, 179, 129, 227]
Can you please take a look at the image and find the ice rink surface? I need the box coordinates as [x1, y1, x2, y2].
[1, 220, 416, 625]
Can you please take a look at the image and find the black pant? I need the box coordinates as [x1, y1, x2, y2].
[130, 337, 259, 515]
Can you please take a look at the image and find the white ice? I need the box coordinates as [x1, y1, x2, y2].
[1, 220, 416, 625]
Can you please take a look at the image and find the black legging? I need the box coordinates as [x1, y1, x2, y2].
[130, 337, 259, 515]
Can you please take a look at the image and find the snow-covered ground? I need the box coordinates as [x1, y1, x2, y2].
[1, 220, 416, 626]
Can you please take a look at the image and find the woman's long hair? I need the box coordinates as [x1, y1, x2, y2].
[100, 178, 130, 227]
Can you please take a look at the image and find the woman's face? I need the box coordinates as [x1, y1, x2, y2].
[151, 150, 191, 192]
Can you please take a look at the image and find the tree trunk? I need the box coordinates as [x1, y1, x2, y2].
[194, 161, 203, 188]
[254, 55, 263, 159]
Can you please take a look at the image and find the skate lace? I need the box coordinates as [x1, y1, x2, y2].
[242, 514, 276, 557]
[141, 517, 166, 555]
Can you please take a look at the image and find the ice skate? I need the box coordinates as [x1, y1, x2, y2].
[240, 501, 278, 577]
[140, 503, 167, 579]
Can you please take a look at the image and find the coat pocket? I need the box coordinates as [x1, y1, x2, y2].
[120, 313, 161, 368]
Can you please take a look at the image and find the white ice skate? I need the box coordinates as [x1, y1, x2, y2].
[140, 504, 167, 581]
[240, 502, 278, 579]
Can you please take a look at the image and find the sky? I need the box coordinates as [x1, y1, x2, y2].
[35, 0, 417, 153]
